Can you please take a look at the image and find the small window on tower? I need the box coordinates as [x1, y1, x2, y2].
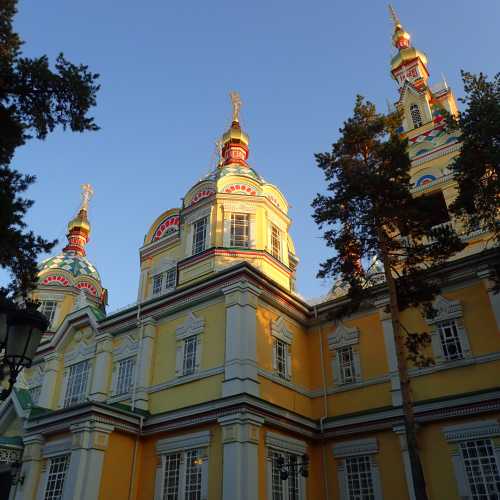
[414, 191, 450, 227]
[410, 103, 423, 129]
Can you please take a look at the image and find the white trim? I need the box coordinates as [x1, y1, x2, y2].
[156, 430, 211, 455]
[265, 431, 307, 455]
[271, 316, 293, 344]
[328, 323, 360, 350]
[175, 312, 205, 341]
[64, 341, 96, 367]
[42, 438, 72, 458]
[332, 437, 378, 458]
[113, 334, 139, 360]
[442, 419, 500, 442]
[425, 296, 463, 325]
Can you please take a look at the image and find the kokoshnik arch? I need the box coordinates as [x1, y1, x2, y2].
[0, 9, 499, 500]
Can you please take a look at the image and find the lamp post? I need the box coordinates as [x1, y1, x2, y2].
[0, 300, 48, 401]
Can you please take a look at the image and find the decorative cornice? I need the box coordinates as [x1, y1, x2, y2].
[271, 316, 293, 344]
[156, 430, 211, 455]
[265, 431, 307, 455]
[442, 420, 500, 443]
[425, 295, 463, 325]
[332, 437, 378, 458]
[175, 311, 205, 340]
[328, 323, 360, 350]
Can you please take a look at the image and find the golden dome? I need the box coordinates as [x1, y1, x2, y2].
[390, 46, 428, 71]
[222, 121, 249, 146]
[67, 209, 91, 234]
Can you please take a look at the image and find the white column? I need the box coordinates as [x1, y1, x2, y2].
[63, 421, 114, 500]
[478, 270, 500, 333]
[393, 425, 416, 500]
[221, 282, 261, 397]
[375, 298, 402, 406]
[134, 317, 156, 411]
[89, 334, 112, 402]
[38, 353, 60, 409]
[218, 413, 263, 500]
[14, 434, 44, 500]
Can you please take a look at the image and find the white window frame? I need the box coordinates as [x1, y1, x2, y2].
[154, 431, 210, 500]
[152, 267, 177, 297]
[114, 356, 136, 396]
[443, 420, 500, 499]
[270, 223, 282, 260]
[192, 216, 209, 255]
[271, 317, 293, 381]
[37, 295, 64, 330]
[230, 212, 250, 248]
[332, 438, 383, 500]
[63, 359, 91, 408]
[328, 323, 362, 386]
[266, 432, 307, 500]
[38, 438, 72, 500]
[425, 296, 471, 365]
[175, 312, 204, 378]
[111, 335, 139, 398]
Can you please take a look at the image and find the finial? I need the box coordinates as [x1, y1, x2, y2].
[229, 91, 242, 123]
[388, 4, 400, 27]
[80, 183, 94, 212]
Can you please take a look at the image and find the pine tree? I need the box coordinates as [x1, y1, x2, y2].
[447, 71, 500, 290]
[0, 0, 100, 298]
[312, 96, 465, 500]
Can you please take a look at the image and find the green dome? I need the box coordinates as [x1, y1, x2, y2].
[39, 252, 101, 282]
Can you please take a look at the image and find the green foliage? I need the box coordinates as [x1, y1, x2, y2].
[312, 96, 465, 363]
[0, 0, 100, 298]
[447, 71, 500, 291]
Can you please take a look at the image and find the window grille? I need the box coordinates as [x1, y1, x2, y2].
[164, 268, 176, 289]
[153, 274, 163, 296]
[438, 320, 464, 361]
[44, 454, 70, 500]
[345, 455, 376, 500]
[275, 339, 288, 379]
[230, 213, 250, 247]
[338, 346, 355, 384]
[460, 439, 500, 499]
[64, 360, 90, 407]
[39, 301, 57, 328]
[193, 217, 208, 255]
[271, 224, 282, 260]
[410, 103, 423, 128]
[161, 449, 203, 500]
[116, 357, 135, 395]
[271, 450, 301, 500]
[183, 336, 197, 376]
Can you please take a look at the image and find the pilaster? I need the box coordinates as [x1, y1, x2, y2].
[221, 281, 261, 397]
[38, 353, 61, 409]
[14, 434, 44, 500]
[134, 317, 156, 410]
[393, 425, 416, 500]
[218, 412, 264, 500]
[64, 421, 114, 500]
[375, 298, 402, 406]
[478, 270, 500, 333]
[89, 334, 113, 402]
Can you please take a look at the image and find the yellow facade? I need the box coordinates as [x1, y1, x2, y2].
[1, 13, 499, 500]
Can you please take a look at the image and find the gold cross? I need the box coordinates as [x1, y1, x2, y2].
[80, 183, 94, 211]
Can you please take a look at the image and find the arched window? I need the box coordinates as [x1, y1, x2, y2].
[410, 103, 423, 129]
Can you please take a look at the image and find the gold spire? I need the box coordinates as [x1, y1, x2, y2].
[64, 184, 93, 255]
[229, 91, 242, 123]
[389, 4, 411, 50]
[220, 92, 249, 167]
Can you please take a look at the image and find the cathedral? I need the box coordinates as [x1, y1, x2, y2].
[1, 11, 499, 500]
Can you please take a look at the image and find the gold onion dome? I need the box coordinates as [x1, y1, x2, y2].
[220, 91, 250, 167]
[67, 209, 91, 234]
[222, 120, 249, 147]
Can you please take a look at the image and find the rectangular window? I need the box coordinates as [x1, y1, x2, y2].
[115, 357, 135, 395]
[44, 454, 70, 500]
[230, 213, 250, 247]
[161, 449, 203, 500]
[338, 346, 355, 384]
[164, 268, 176, 289]
[345, 455, 376, 500]
[192, 217, 208, 255]
[183, 336, 197, 376]
[64, 360, 90, 407]
[271, 224, 281, 260]
[438, 320, 464, 361]
[271, 450, 301, 500]
[39, 300, 57, 328]
[460, 439, 500, 499]
[275, 339, 288, 380]
[153, 274, 163, 296]
[29, 385, 41, 405]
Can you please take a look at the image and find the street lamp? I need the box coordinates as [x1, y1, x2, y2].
[0, 300, 48, 401]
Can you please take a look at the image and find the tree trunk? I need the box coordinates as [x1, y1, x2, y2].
[379, 229, 429, 500]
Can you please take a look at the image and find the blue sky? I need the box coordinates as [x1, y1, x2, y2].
[7, 0, 500, 311]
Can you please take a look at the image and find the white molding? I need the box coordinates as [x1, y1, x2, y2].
[332, 438, 378, 458]
[175, 312, 205, 340]
[425, 296, 463, 325]
[113, 334, 139, 360]
[442, 419, 500, 442]
[265, 431, 307, 455]
[184, 206, 211, 225]
[328, 323, 360, 350]
[151, 257, 177, 277]
[156, 430, 211, 455]
[64, 340, 96, 366]
[271, 316, 293, 344]
[42, 438, 72, 458]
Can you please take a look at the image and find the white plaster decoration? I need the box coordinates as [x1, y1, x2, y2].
[73, 289, 89, 311]
[425, 296, 463, 325]
[332, 438, 378, 458]
[38, 353, 60, 409]
[64, 337, 96, 367]
[176, 312, 205, 340]
[221, 282, 261, 397]
[265, 432, 307, 455]
[442, 420, 500, 443]
[89, 336, 113, 402]
[137, 269, 148, 301]
[393, 426, 416, 500]
[151, 257, 177, 277]
[221, 201, 257, 215]
[42, 438, 72, 458]
[184, 206, 212, 225]
[175, 312, 204, 379]
[327, 323, 360, 350]
[156, 430, 211, 455]
[113, 334, 139, 360]
[271, 316, 294, 345]
[133, 318, 156, 410]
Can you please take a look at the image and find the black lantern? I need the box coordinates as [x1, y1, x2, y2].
[275, 453, 310, 482]
[0, 301, 48, 400]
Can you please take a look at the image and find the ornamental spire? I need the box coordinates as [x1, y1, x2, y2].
[63, 184, 93, 257]
[389, 4, 411, 50]
[220, 91, 250, 167]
